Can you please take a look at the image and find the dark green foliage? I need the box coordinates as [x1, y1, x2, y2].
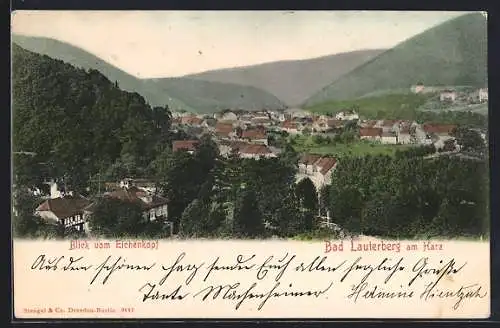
[395, 145, 436, 159]
[325, 155, 489, 238]
[296, 177, 318, 213]
[452, 127, 487, 153]
[13, 186, 69, 239]
[233, 188, 264, 238]
[88, 198, 147, 237]
[12, 44, 172, 194]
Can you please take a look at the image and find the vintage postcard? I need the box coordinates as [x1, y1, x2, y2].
[11, 11, 490, 319]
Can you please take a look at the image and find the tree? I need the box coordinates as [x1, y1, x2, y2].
[274, 189, 303, 236]
[233, 188, 264, 238]
[279, 144, 299, 170]
[296, 178, 318, 213]
[88, 198, 147, 237]
[12, 187, 44, 238]
[452, 127, 486, 153]
[180, 199, 207, 237]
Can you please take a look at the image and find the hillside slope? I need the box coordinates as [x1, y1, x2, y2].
[305, 13, 487, 106]
[12, 43, 167, 185]
[11, 35, 286, 112]
[184, 49, 385, 106]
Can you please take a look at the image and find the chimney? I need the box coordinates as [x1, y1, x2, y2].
[50, 181, 62, 199]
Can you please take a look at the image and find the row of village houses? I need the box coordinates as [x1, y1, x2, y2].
[171, 108, 464, 159]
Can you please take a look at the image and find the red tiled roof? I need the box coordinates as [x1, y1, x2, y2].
[180, 116, 202, 125]
[363, 120, 377, 127]
[422, 123, 456, 135]
[104, 189, 168, 210]
[239, 144, 272, 155]
[400, 126, 411, 134]
[314, 157, 337, 175]
[327, 119, 343, 128]
[36, 195, 91, 220]
[215, 123, 234, 136]
[281, 120, 298, 129]
[359, 127, 382, 137]
[298, 153, 321, 165]
[242, 129, 267, 139]
[382, 120, 399, 127]
[172, 140, 199, 152]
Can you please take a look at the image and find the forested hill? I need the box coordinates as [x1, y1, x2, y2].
[11, 35, 286, 112]
[12, 43, 172, 190]
[305, 13, 488, 105]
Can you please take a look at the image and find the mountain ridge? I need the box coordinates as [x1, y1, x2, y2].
[183, 49, 385, 106]
[304, 13, 488, 106]
[11, 34, 286, 113]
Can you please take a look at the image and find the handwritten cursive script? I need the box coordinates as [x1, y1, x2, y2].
[26, 251, 487, 312]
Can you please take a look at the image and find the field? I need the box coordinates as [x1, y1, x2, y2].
[290, 135, 413, 157]
[304, 93, 430, 118]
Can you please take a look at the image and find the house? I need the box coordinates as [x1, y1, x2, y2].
[434, 138, 458, 152]
[296, 154, 338, 189]
[221, 111, 238, 121]
[479, 88, 488, 102]
[414, 125, 433, 145]
[314, 119, 343, 132]
[285, 108, 308, 119]
[311, 157, 338, 189]
[396, 126, 412, 144]
[103, 187, 169, 221]
[422, 123, 457, 139]
[281, 120, 300, 134]
[381, 131, 398, 144]
[241, 129, 268, 145]
[251, 116, 272, 127]
[360, 120, 378, 128]
[411, 83, 425, 94]
[133, 179, 157, 194]
[172, 140, 200, 153]
[180, 115, 203, 126]
[239, 144, 277, 159]
[298, 154, 322, 175]
[440, 90, 457, 102]
[119, 178, 157, 193]
[215, 123, 235, 138]
[171, 111, 188, 118]
[239, 114, 254, 125]
[171, 117, 182, 127]
[217, 140, 250, 158]
[35, 195, 92, 232]
[42, 180, 67, 199]
[359, 127, 382, 141]
[381, 120, 399, 132]
[201, 118, 217, 130]
[335, 111, 359, 121]
[279, 113, 291, 122]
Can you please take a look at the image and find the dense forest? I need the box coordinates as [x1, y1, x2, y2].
[322, 155, 489, 238]
[12, 44, 174, 192]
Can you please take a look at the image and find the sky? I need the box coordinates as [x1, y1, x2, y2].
[11, 11, 470, 78]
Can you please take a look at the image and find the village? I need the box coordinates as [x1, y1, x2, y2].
[28, 84, 488, 237]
